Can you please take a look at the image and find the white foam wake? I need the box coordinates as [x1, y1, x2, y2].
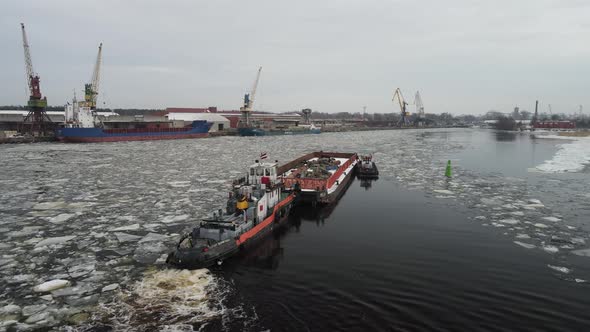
[535, 136, 590, 173]
[95, 268, 221, 331]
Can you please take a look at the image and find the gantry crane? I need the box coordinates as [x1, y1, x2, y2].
[84, 43, 103, 110]
[20, 23, 53, 137]
[392, 88, 410, 126]
[239, 66, 262, 127]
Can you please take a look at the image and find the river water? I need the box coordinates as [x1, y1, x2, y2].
[1, 129, 589, 331]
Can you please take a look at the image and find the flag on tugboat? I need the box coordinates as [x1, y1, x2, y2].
[260, 152, 268, 160]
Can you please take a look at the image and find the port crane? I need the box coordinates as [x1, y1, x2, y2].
[240, 66, 262, 126]
[84, 43, 103, 110]
[20, 23, 52, 137]
[392, 88, 410, 126]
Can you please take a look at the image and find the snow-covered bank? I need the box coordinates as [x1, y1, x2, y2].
[534, 135, 590, 173]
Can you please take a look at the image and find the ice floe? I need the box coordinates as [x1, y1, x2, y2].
[535, 136, 590, 173]
[572, 248, 590, 257]
[548, 265, 571, 274]
[542, 216, 562, 223]
[543, 245, 559, 254]
[33, 280, 71, 292]
[161, 214, 190, 224]
[34, 236, 76, 248]
[111, 223, 141, 231]
[514, 241, 535, 249]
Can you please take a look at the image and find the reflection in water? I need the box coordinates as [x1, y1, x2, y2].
[291, 202, 338, 226]
[236, 233, 285, 270]
[358, 175, 378, 190]
[494, 130, 517, 142]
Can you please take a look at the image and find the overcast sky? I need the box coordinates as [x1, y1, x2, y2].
[1, 0, 588, 114]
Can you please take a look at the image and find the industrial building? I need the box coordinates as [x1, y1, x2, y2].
[166, 112, 230, 132]
[163, 107, 302, 129]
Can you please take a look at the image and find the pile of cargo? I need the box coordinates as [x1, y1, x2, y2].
[286, 157, 342, 179]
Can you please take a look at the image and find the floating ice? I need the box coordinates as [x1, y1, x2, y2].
[139, 233, 168, 243]
[111, 224, 141, 231]
[114, 232, 142, 243]
[542, 216, 562, 223]
[161, 214, 190, 224]
[168, 181, 191, 188]
[571, 237, 586, 245]
[102, 283, 119, 292]
[572, 248, 590, 257]
[514, 241, 535, 249]
[48, 213, 75, 224]
[533, 223, 549, 229]
[21, 304, 47, 316]
[25, 311, 51, 324]
[481, 198, 501, 206]
[51, 283, 97, 297]
[33, 201, 66, 210]
[1, 304, 21, 315]
[543, 245, 559, 253]
[548, 265, 571, 274]
[35, 236, 76, 248]
[516, 233, 531, 239]
[535, 136, 590, 173]
[500, 218, 519, 225]
[433, 189, 454, 195]
[33, 279, 71, 292]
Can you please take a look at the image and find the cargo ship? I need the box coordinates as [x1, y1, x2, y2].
[57, 103, 211, 143]
[280, 151, 358, 205]
[166, 151, 357, 269]
[57, 120, 211, 143]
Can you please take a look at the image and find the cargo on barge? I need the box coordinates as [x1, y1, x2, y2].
[280, 151, 358, 204]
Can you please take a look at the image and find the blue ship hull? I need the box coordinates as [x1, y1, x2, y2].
[57, 120, 211, 143]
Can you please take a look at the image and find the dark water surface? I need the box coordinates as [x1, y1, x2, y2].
[1, 129, 589, 331]
[221, 178, 590, 331]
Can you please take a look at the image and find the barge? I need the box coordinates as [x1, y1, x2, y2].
[280, 151, 358, 205]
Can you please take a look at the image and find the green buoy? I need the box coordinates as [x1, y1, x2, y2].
[445, 160, 452, 178]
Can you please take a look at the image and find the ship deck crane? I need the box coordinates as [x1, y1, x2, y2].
[84, 43, 103, 110]
[20, 23, 53, 137]
[240, 67, 262, 127]
[414, 91, 424, 118]
[413, 91, 425, 126]
[392, 88, 410, 126]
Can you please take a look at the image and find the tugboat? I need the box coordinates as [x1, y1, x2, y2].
[356, 155, 379, 178]
[166, 160, 295, 269]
